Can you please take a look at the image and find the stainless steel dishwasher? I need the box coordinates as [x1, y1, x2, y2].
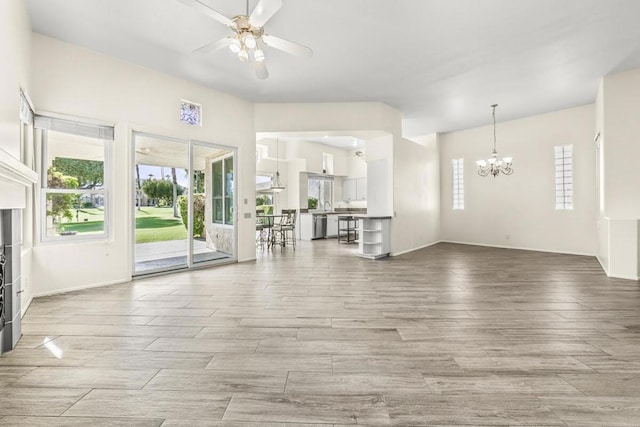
[312, 214, 327, 239]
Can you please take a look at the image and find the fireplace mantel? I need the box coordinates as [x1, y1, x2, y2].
[0, 147, 37, 187]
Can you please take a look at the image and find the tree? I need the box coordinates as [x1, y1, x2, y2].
[135, 164, 142, 210]
[51, 157, 103, 188]
[184, 169, 206, 193]
[194, 170, 205, 193]
[171, 167, 179, 218]
[47, 167, 79, 228]
[142, 178, 184, 207]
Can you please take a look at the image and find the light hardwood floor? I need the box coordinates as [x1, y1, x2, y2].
[2, 241, 640, 425]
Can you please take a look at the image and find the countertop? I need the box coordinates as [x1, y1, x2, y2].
[301, 212, 392, 220]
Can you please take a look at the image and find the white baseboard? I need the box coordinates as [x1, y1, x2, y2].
[390, 240, 442, 257]
[21, 296, 34, 318]
[608, 273, 640, 281]
[31, 278, 128, 299]
[440, 240, 596, 257]
[596, 255, 639, 281]
[596, 255, 609, 276]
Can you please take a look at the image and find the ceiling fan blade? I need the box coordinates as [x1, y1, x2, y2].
[193, 37, 234, 54]
[177, 0, 233, 27]
[262, 34, 313, 58]
[254, 60, 269, 80]
[249, 0, 282, 28]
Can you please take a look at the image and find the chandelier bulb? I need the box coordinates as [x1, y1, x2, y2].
[229, 38, 242, 53]
[237, 48, 249, 62]
[243, 33, 257, 49]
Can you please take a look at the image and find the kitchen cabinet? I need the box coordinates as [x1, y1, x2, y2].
[356, 178, 367, 200]
[299, 213, 313, 240]
[326, 214, 339, 237]
[343, 178, 356, 201]
[342, 177, 366, 201]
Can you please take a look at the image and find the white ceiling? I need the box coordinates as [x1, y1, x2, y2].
[27, 0, 640, 137]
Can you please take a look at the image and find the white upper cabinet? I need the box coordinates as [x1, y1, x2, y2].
[356, 178, 367, 200]
[343, 178, 357, 201]
[343, 177, 367, 201]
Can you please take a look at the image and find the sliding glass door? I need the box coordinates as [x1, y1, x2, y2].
[133, 132, 236, 275]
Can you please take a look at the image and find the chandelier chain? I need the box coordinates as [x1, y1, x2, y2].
[492, 104, 497, 152]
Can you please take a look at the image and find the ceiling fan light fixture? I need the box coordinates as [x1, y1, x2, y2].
[182, 0, 313, 79]
[229, 38, 242, 53]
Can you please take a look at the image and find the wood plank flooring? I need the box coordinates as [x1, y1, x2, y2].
[2, 241, 640, 425]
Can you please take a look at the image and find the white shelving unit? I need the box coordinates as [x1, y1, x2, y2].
[358, 217, 391, 259]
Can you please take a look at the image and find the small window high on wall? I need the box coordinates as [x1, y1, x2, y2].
[555, 144, 573, 210]
[452, 158, 464, 210]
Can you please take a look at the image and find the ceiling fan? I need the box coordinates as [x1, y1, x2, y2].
[178, 0, 313, 80]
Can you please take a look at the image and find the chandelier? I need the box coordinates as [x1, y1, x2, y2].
[476, 104, 513, 177]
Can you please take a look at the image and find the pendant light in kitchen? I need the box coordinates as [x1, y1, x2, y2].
[270, 137, 285, 192]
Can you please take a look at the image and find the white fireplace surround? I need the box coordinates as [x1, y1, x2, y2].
[0, 147, 37, 212]
[0, 147, 37, 189]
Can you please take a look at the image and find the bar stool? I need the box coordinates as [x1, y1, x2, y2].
[273, 209, 297, 249]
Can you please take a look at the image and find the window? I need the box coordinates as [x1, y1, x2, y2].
[36, 115, 113, 240]
[180, 99, 201, 126]
[322, 152, 334, 174]
[452, 158, 464, 210]
[555, 144, 573, 210]
[212, 155, 234, 224]
[308, 175, 333, 210]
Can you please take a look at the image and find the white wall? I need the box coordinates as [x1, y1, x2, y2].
[255, 102, 402, 135]
[0, 0, 30, 160]
[391, 136, 440, 255]
[595, 81, 609, 272]
[0, 0, 34, 315]
[440, 104, 597, 255]
[602, 69, 640, 218]
[598, 68, 640, 279]
[30, 34, 255, 296]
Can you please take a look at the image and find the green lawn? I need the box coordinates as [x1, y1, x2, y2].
[59, 207, 188, 243]
[135, 207, 187, 243]
[59, 208, 105, 234]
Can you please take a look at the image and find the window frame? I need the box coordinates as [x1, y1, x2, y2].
[307, 174, 334, 210]
[554, 144, 574, 210]
[452, 158, 464, 210]
[211, 153, 234, 226]
[37, 116, 113, 243]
